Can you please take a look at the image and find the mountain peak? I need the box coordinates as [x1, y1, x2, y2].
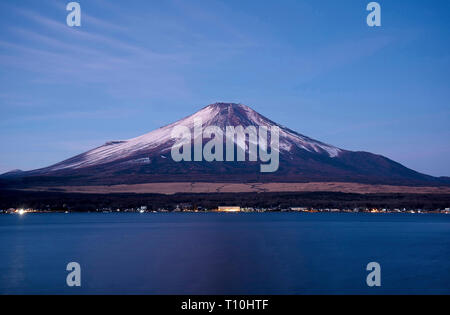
[185, 102, 263, 129]
[204, 102, 255, 114]
[208, 102, 245, 109]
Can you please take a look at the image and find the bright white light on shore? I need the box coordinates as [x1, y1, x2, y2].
[18, 209, 25, 215]
[217, 206, 241, 213]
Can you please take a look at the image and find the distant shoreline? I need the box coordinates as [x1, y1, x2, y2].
[2, 209, 450, 215]
[1, 189, 449, 213]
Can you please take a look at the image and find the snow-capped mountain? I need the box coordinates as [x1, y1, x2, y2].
[0, 103, 444, 186]
[42, 103, 341, 172]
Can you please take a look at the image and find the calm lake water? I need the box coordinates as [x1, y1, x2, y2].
[0, 213, 449, 294]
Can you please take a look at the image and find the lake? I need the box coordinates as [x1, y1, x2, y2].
[0, 213, 449, 294]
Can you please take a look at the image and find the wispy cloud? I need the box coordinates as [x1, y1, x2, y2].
[0, 2, 259, 103]
[0, 107, 138, 126]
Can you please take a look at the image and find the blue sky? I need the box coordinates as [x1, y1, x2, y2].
[0, 0, 449, 176]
